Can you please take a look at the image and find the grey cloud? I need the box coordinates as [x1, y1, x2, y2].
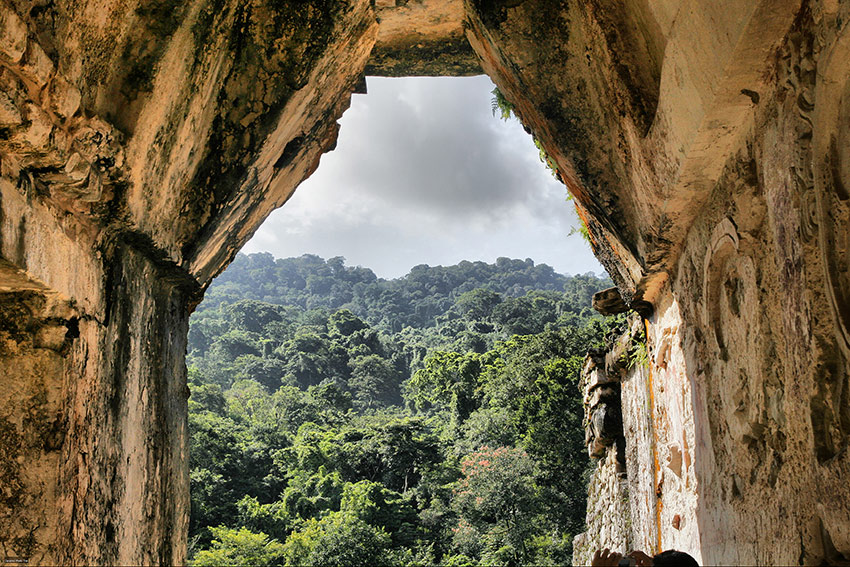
[331, 77, 557, 221]
[243, 76, 602, 279]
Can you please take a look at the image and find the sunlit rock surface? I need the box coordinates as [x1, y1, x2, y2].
[464, 1, 850, 564]
[366, 0, 480, 76]
[0, 0, 849, 564]
[0, 0, 377, 563]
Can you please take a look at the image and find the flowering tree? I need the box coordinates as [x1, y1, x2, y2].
[452, 446, 543, 565]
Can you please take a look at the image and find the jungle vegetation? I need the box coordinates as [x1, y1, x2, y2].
[187, 252, 623, 566]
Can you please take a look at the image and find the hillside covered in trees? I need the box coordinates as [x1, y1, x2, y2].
[187, 253, 622, 566]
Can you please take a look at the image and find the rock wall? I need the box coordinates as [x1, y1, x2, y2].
[465, 1, 850, 564]
[1, 0, 849, 564]
[572, 319, 644, 563]
[643, 8, 850, 561]
[366, 0, 480, 76]
[0, 0, 378, 563]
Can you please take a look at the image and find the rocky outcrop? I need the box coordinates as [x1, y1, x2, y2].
[366, 0, 480, 76]
[0, 0, 849, 565]
[571, 318, 657, 564]
[573, 318, 656, 565]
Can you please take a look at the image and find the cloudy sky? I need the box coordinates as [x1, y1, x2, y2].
[243, 75, 603, 279]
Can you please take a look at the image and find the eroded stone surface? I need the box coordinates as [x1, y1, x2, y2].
[1, 0, 850, 564]
[462, 1, 850, 564]
[366, 0, 480, 76]
[0, 0, 378, 563]
[0, 286, 71, 565]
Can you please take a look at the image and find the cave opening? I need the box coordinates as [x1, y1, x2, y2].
[184, 75, 610, 562]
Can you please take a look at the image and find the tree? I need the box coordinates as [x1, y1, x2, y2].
[240, 358, 288, 392]
[192, 526, 285, 567]
[513, 356, 589, 535]
[212, 329, 262, 359]
[279, 467, 345, 522]
[281, 511, 391, 567]
[349, 354, 400, 409]
[328, 309, 369, 337]
[405, 351, 483, 427]
[454, 288, 503, 321]
[452, 447, 543, 565]
[225, 299, 286, 333]
[189, 411, 271, 542]
[456, 406, 517, 456]
[236, 495, 291, 541]
[340, 480, 418, 545]
[276, 330, 349, 388]
[185, 253, 616, 564]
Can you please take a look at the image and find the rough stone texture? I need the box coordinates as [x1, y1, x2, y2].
[1, 0, 850, 564]
[593, 286, 630, 316]
[573, 323, 633, 562]
[582, 348, 624, 459]
[0, 0, 378, 563]
[0, 280, 72, 565]
[463, 1, 850, 564]
[366, 0, 481, 77]
[572, 447, 632, 563]
[574, 317, 655, 565]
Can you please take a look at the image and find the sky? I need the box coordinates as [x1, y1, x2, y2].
[242, 75, 603, 280]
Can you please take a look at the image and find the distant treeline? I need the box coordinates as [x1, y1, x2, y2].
[196, 252, 605, 331]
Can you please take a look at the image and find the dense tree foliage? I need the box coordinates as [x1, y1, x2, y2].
[188, 253, 622, 565]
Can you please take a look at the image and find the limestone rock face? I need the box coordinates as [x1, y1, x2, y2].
[0, 0, 377, 563]
[462, 1, 850, 564]
[0, 0, 849, 565]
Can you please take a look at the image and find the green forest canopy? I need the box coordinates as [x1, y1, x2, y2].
[187, 253, 623, 566]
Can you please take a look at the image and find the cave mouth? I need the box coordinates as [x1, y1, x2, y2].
[184, 74, 608, 558]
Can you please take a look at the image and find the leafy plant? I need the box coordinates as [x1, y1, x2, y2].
[629, 341, 649, 369]
[490, 87, 515, 121]
[568, 215, 592, 245]
[628, 325, 649, 370]
[191, 526, 285, 567]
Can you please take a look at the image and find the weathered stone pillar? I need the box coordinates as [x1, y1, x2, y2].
[58, 244, 196, 565]
[572, 317, 653, 565]
[0, 0, 378, 562]
[0, 245, 196, 565]
[0, 264, 75, 565]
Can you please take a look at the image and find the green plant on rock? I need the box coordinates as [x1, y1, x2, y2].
[491, 87, 560, 178]
[628, 332, 649, 370]
[490, 87, 515, 121]
[568, 213, 591, 245]
[565, 194, 592, 245]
